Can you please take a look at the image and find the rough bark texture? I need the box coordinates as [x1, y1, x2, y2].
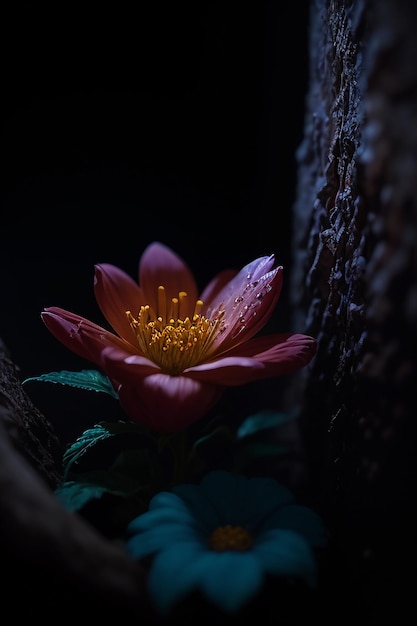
[290, 1, 417, 623]
[0, 338, 149, 621]
[0, 339, 62, 487]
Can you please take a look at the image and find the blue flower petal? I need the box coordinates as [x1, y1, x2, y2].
[124, 471, 328, 615]
[148, 490, 190, 511]
[200, 551, 264, 614]
[243, 476, 296, 529]
[254, 529, 318, 587]
[194, 471, 296, 528]
[148, 542, 264, 615]
[171, 483, 221, 531]
[128, 506, 198, 533]
[258, 504, 329, 547]
[148, 541, 214, 614]
[126, 526, 202, 560]
[199, 471, 251, 525]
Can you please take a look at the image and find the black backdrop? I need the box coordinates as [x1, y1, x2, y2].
[1, 3, 310, 442]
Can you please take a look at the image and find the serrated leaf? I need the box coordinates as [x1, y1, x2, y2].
[62, 423, 114, 478]
[23, 369, 119, 398]
[54, 481, 110, 512]
[55, 459, 153, 512]
[237, 410, 296, 438]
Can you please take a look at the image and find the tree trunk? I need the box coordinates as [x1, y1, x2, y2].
[289, 1, 417, 623]
[0, 338, 149, 620]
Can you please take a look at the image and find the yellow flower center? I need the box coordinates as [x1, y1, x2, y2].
[209, 524, 253, 552]
[126, 286, 225, 375]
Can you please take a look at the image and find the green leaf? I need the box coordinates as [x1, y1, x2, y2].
[56, 450, 159, 512]
[234, 441, 290, 470]
[237, 410, 296, 438]
[62, 421, 161, 480]
[192, 424, 234, 450]
[54, 480, 110, 512]
[62, 423, 115, 478]
[54, 473, 146, 512]
[23, 369, 119, 398]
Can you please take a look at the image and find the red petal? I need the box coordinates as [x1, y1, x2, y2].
[41, 307, 135, 365]
[209, 254, 277, 310]
[117, 375, 224, 431]
[186, 333, 317, 385]
[226, 332, 316, 359]
[94, 263, 145, 343]
[229, 332, 317, 378]
[248, 333, 317, 375]
[99, 346, 161, 381]
[199, 269, 238, 306]
[185, 356, 265, 385]
[209, 266, 284, 354]
[139, 242, 198, 318]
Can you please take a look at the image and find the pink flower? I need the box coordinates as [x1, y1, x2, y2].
[42, 242, 316, 432]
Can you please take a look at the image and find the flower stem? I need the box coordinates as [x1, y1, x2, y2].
[158, 429, 189, 488]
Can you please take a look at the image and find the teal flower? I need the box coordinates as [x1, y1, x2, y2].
[126, 470, 328, 615]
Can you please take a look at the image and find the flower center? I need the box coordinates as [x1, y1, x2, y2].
[209, 524, 253, 552]
[126, 286, 224, 375]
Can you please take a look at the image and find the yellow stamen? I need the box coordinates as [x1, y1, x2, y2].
[209, 525, 253, 552]
[157, 286, 166, 324]
[171, 297, 179, 321]
[126, 287, 224, 375]
[194, 299, 203, 318]
[178, 291, 187, 320]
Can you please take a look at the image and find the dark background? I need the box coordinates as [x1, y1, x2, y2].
[1, 3, 310, 442]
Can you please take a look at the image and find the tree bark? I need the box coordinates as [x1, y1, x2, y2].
[0, 338, 149, 620]
[289, 1, 417, 623]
